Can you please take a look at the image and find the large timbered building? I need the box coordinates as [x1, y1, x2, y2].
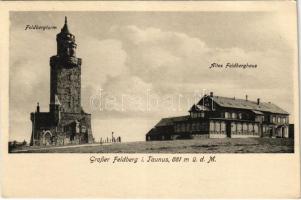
[146, 92, 290, 141]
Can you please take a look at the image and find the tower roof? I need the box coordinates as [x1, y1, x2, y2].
[61, 16, 70, 34]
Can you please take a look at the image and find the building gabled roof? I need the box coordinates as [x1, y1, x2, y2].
[189, 104, 210, 112]
[155, 115, 190, 127]
[146, 128, 160, 136]
[251, 110, 264, 115]
[205, 96, 288, 115]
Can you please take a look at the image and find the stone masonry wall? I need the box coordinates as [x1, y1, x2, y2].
[50, 63, 81, 113]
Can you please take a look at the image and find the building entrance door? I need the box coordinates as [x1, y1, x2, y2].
[43, 131, 52, 145]
[226, 122, 231, 138]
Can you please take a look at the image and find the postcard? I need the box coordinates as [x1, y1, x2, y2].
[1, 1, 300, 198]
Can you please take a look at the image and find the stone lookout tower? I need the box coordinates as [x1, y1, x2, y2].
[30, 17, 93, 146]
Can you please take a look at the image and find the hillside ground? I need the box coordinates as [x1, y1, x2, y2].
[10, 138, 294, 153]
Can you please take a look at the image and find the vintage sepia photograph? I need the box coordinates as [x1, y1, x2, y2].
[8, 11, 296, 153]
[1, 2, 300, 198]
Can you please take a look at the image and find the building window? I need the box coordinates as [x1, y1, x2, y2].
[181, 124, 185, 132]
[257, 116, 263, 122]
[221, 122, 226, 132]
[243, 123, 248, 132]
[190, 112, 194, 118]
[176, 124, 179, 132]
[192, 123, 196, 131]
[221, 112, 225, 118]
[272, 116, 276, 123]
[186, 124, 190, 132]
[237, 123, 242, 134]
[200, 112, 205, 118]
[248, 124, 253, 132]
[215, 122, 220, 133]
[277, 117, 281, 123]
[254, 124, 259, 134]
[238, 113, 242, 119]
[195, 122, 198, 131]
[231, 122, 236, 133]
[191, 112, 199, 118]
[200, 122, 205, 130]
[225, 112, 230, 119]
[210, 121, 214, 132]
[232, 113, 237, 119]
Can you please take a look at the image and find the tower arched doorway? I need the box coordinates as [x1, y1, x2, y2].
[43, 130, 52, 146]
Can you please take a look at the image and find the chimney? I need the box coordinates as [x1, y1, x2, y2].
[233, 96, 236, 100]
[246, 95, 248, 101]
[210, 92, 213, 97]
[36, 102, 40, 113]
[257, 98, 260, 105]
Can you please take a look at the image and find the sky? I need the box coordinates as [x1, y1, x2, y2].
[9, 11, 297, 142]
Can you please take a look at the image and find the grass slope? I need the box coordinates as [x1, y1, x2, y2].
[13, 138, 294, 153]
